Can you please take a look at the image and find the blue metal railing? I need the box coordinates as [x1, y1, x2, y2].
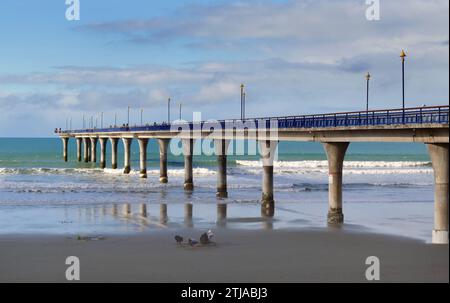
[57, 105, 449, 134]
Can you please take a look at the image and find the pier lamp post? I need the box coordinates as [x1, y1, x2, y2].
[140, 108, 143, 125]
[240, 84, 245, 120]
[83, 114, 85, 129]
[70, 117, 72, 131]
[243, 91, 246, 120]
[100, 112, 103, 128]
[114, 113, 117, 127]
[127, 106, 130, 126]
[400, 50, 407, 123]
[366, 72, 371, 124]
[168, 98, 171, 123]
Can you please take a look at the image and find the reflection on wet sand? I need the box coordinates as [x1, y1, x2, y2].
[111, 204, 118, 216]
[184, 203, 193, 228]
[160, 203, 168, 225]
[217, 203, 227, 227]
[74, 201, 276, 232]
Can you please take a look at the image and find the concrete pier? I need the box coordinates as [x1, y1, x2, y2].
[99, 138, 107, 169]
[158, 139, 170, 183]
[109, 138, 118, 169]
[138, 138, 149, 178]
[61, 137, 68, 162]
[427, 143, 449, 244]
[259, 140, 278, 215]
[90, 137, 98, 163]
[76, 138, 82, 162]
[182, 139, 195, 191]
[122, 138, 132, 174]
[215, 139, 230, 198]
[322, 142, 349, 225]
[82, 138, 89, 163]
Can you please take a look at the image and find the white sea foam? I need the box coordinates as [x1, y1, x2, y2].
[103, 167, 216, 176]
[0, 167, 104, 175]
[0, 160, 432, 177]
[236, 160, 431, 168]
[235, 160, 433, 175]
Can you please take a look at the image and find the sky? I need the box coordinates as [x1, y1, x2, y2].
[0, 0, 448, 137]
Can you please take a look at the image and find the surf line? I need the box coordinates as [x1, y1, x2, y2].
[181, 287, 215, 301]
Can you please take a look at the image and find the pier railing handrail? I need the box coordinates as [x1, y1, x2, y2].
[58, 105, 449, 134]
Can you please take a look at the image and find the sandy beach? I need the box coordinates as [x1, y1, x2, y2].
[0, 229, 447, 283]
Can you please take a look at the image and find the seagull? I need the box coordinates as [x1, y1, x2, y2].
[188, 238, 199, 247]
[207, 230, 214, 241]
[174, 235, 183, 245]
[200, 233, 210, 245]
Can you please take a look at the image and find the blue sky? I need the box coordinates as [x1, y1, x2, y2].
[0, 0, 448, 137]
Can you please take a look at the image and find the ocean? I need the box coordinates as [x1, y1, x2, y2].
[0, 138, 435, 242]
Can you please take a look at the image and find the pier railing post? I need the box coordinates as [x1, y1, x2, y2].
[90, 137, 98, 163]
[109, 138, 118, 169]
[215, 139, 230, 198]
[182, 139, 195, 191]
[258, 140, 278, 217]
[99, 138, 107, 169]
[138, 138, 149, 178]
[157, 139, 170, 183]
[122, 138, 132, 174]
[76, 138, 82, 162]
[427, 143, 449, 244]
[61, 137, 69, 162]
[322, 142, 349, 225]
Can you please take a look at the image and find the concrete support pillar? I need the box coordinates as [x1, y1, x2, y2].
[90, 137, 98, 163]
[139, 203, 147, 218]
[76, 138, 82, 162]
[61, 137, 69, 162]
[258, 140, 278, 216]
[122, 203, 131, 216]
[109, 138, 118, 169]
[215, 139, 230, 198]
[82, 138, 89, 163]
[322, 142, 349, 225]
[87, 139, 91, 162]
[182, 139, 195, 191]
[122, 138, 132, 174]
[158, 139, 170, 183]
[427, 143, 449, 244]
[99, 138, 107, 169]
[138, 138, 149, 178]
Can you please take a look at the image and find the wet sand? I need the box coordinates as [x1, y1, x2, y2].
[0, 229, 448, 283]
